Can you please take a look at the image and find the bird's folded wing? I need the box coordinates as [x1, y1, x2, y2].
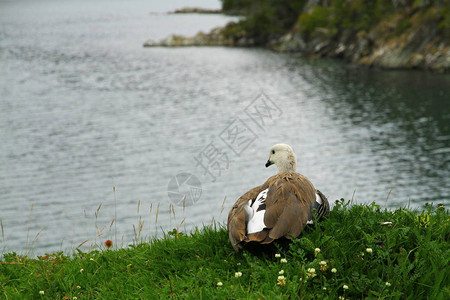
[315, 189, 330, 218]
[263, 173, 316, 241]
[227, 185, 262, 251]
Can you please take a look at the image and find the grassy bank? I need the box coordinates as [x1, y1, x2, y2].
[1, 201, 449, 299]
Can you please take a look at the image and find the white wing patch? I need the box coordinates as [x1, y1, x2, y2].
[307, 193, 325, 225]
[244, 188, 268, 234]
[315, 193, 323, 204]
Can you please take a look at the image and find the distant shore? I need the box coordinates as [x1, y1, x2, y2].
[170, 7, 222, 14]
[145, 1, 449, 73]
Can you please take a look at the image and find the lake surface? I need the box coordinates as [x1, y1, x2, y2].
[1, 0, 449, 256]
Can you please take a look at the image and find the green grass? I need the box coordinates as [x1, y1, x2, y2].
[1, 201, 449, 299]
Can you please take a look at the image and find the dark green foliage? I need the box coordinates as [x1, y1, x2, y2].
[221, 0, 308, 45]
[437, 5, 450, 37]
[1, 203, 449, 299]
[297, 0, 395, 38]
[221, 0, 252, 13]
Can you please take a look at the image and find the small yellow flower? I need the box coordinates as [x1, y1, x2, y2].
[323, 287, 327, 290]
[338, 297, 345, 300]
[39, 291, 45, 295]
[73, 297, 78, 300]
[90, 258, 94, 261]
[343, 284, 349, 290]
[331, 268, 337, 273]
[217, 281, 223, 287]
[314, 248, 321, 256]
[366, 248, 373, 254]
[279, 269, 284, 275]
[275, 253, 281, 258]
[234, 271, 242, 278]
[280, 258, 287, 263]
[385, 282, 391, 287]
[76, 285, 81, 289]
[80, 268, 84, 273]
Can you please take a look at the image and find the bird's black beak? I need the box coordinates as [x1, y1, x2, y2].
[265, 160, 273, 168]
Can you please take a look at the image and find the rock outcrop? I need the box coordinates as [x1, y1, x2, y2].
[270, 7, 449, 72]
[143, 23, 255, 48]
[171, 7, 221, 14]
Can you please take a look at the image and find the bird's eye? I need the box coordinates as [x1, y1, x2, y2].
[272, 150, 275, 154]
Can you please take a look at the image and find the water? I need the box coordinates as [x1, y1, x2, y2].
[0, 0, 449, 256]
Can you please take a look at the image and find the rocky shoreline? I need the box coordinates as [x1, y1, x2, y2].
[144, 7, 449, 72]
[270, 26, 450, 72]
[144, 27, 235, 47]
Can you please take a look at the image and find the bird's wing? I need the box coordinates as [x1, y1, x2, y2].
[227, 185, 263, 251]
[315, 189, 330, 219]
[263, 172, 316, 242]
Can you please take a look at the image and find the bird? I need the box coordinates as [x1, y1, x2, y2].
[227, 143, 329, 251]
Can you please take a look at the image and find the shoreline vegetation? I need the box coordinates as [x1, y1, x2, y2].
[1, 201, 448, 298]
[144, 0, 449, 72]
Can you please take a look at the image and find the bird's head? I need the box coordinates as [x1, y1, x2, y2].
[265, 143, 297, 173]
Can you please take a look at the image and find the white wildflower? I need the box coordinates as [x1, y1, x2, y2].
[319, 260, 328, 271]
[277, 275, 286, 286]
[307, 268, 317, 278]
[280, 258, 287, 263]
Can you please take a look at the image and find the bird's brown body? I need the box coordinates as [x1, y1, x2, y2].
[227, 171, 318, 251]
